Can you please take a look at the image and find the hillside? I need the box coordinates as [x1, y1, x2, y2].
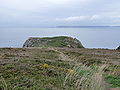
[0, 48, 120, 90]
[23, 36, 84, 48]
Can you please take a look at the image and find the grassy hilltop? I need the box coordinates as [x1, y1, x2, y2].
[0, 47, 120, 90]
[23, 36, 84, 48]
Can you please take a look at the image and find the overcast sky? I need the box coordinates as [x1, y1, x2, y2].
[0, 0, 120, 27]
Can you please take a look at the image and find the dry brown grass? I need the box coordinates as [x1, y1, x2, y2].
[0, 48, 120, 89]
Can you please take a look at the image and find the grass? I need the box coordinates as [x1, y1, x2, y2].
[0, 48, 120, 89]
[42, 36, 69, 47]
[105, 75, 120, 88]
[28, 36, 68, 48]
[48, 39, 67, 47]
[63, 64, 107, 90]
[41, 36, 68, 39]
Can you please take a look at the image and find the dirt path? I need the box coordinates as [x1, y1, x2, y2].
[50, 48, 73, 61]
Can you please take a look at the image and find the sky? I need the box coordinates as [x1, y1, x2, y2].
[0, 0, 120, 27]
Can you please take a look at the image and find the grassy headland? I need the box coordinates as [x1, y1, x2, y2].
[23, 36, 84, 48]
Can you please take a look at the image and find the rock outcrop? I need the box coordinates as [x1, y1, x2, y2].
[117, 46, 120, 50]
[23, 36, 84, 48]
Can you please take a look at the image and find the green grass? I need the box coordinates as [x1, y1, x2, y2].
[32, 36, 68, 47]
[41, 36, 68, 40]
[105, 75, 120, 88]
[48, 39, 67, 47]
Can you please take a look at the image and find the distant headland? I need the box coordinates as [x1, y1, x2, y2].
[23, 36, 84, 48]
[56, 26, 120, 28]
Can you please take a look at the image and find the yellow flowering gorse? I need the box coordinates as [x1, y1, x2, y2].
[43, 64, 49, 68]
[68, 69, 74, 75]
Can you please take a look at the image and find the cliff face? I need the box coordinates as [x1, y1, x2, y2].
[117, 46, 120, 50]
[23, 36, 84, 48]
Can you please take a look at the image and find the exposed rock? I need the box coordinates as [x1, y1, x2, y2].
[23, 36, 84, 48]
[117, 46, 120, 50]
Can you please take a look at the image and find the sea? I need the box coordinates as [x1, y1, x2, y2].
[0, 27, 120, 49]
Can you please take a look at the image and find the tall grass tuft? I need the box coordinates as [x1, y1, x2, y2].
[0, 74, 8, 90]
[63, 64, 108, 90]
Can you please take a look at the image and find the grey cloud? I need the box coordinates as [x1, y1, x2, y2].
[0, 0, 120, 27]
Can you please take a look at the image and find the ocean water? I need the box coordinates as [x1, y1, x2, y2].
[0, 27, 120, 49]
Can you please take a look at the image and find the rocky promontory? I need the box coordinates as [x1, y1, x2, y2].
[117, 46, 120, 50]
[23, 36, 84, 48]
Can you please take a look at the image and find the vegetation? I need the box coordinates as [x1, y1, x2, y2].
[105, 75, 120, 88]
[0, 48, 120, 90]
[23, 36, 84, 48]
